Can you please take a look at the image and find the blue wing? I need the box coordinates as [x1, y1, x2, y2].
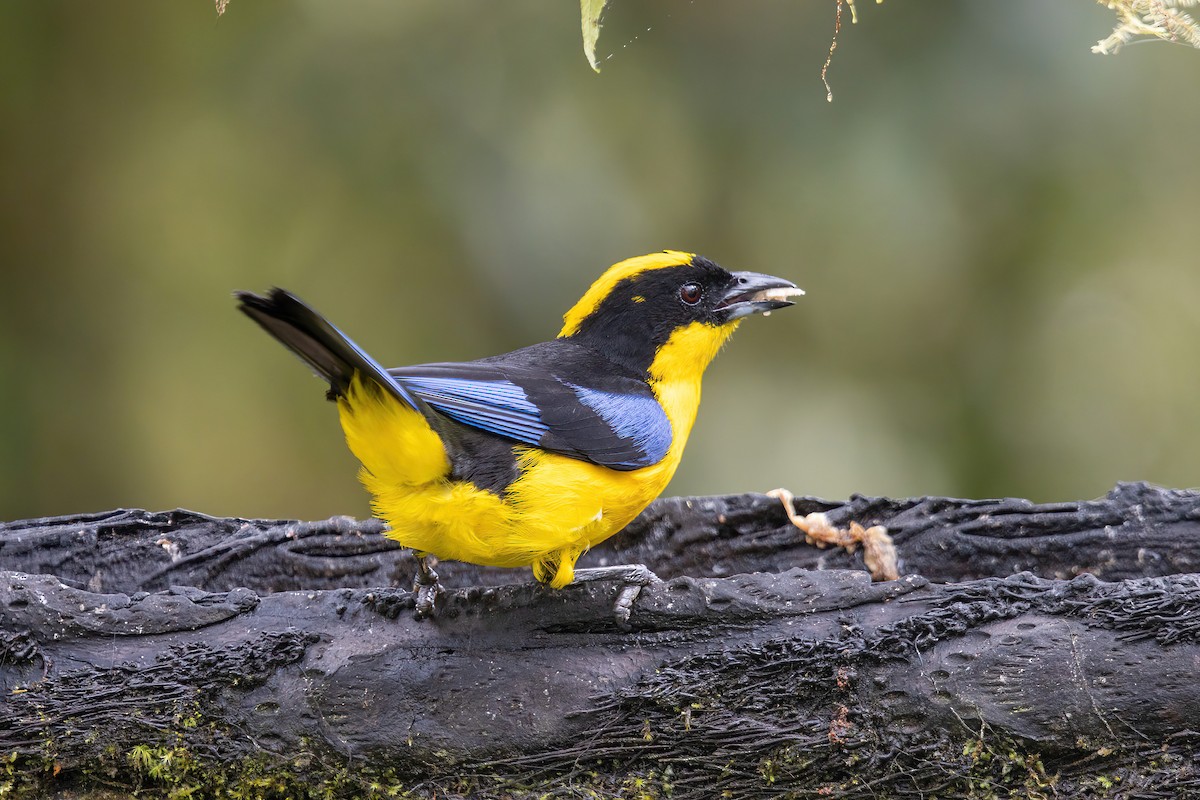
[396, 375, 550, 444]
[390, 352, 672, 470]
[565, 385, 672, 468]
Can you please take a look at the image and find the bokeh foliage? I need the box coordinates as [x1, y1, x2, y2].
[1, 2, 1197, 522]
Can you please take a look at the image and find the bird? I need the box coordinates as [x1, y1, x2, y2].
[236, 250, 802, 623]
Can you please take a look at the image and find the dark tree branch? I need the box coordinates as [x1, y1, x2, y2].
[3, 482, 1200, 798]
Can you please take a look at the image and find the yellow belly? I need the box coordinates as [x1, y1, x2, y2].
[362, 445, 680, 587]
[335, 375, 689, 588]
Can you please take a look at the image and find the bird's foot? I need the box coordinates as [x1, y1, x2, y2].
[767, 488, 899, 581]
[572, 564, 661, 630]
[412, 555, 444, 620]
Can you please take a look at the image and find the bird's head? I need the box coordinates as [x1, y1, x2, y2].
[559, 250, 802, 379]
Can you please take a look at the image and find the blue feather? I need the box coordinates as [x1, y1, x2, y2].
[569, 385, 672, 467]
[400, 376, 550, 443]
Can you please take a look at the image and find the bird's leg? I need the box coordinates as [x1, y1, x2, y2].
[571, 564, 661, 630]
[412, 553, 444, 619]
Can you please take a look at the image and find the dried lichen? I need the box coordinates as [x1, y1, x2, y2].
[1094, 0, 1200, 53]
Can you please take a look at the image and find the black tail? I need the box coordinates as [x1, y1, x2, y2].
[235, 288, 418, 408]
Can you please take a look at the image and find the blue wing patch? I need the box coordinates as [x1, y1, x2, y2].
[399, 376, 550, 444]
[569, 385, 672, 467]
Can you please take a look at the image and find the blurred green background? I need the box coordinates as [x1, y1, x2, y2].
[2, 2, 1197, 522]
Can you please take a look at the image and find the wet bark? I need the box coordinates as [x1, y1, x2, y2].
[2, 481, 1200, 798]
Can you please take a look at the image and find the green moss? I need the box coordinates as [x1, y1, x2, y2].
[0, 724, 1186, 800]
[957, 735, 1057, 800]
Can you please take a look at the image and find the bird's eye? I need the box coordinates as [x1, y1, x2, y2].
[679, 283, 703, 305]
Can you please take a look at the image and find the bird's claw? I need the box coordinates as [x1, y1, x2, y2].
[413, 580, 443, 620]
[613, 583, 644, 629]
[413, 556, 444, 620]
[573, 564, 661, 630]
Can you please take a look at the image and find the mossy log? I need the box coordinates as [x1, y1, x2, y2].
[3, 482, 1200, 798]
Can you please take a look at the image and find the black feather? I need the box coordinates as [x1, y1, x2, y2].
[235, 288, 420, 409]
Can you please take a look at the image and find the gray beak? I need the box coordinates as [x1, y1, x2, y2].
[715, 271, 804, 321]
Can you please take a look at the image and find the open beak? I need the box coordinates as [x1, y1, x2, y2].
[716, 271, 804, 321]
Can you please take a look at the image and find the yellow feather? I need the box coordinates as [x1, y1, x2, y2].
[336, 375, 449, 487]
[647, 320, 740, 449]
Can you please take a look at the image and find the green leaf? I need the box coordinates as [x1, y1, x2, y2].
[580, 0, 610, 73]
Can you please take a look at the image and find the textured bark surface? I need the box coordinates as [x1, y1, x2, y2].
[3, 482, 1200, 798]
